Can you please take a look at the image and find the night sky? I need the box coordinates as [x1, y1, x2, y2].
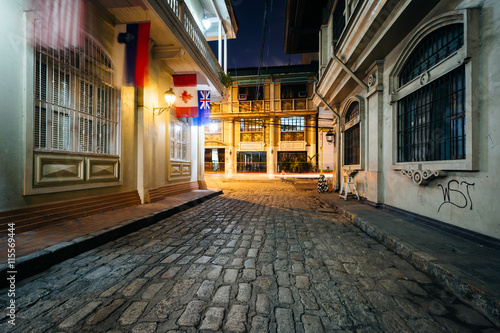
[209, 0, 302, 70]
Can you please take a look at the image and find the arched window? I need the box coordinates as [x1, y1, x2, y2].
[344, 102, 360, 165]
[397, 24, 465, 162]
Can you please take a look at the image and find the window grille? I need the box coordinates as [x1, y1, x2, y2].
[280, 117, 305, 131]
[397, 65, 465, 162]
[399, 24, 464, 87]
[344, 102, 360, 165]
[170, 120, 190, 161]
[33, 31, 118, 155]
[240, 119, 263, 132]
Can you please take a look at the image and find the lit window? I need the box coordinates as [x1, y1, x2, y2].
[240, 119, 263, 132]
[280, 117, 304, 131]
[205, 120, 221, 133]
[170, 119, 190, 161]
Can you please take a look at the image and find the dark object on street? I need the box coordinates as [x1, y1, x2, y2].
[318, 174, 328, 193]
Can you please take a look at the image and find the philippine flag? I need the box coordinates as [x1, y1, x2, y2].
[121, 22, 151, 88]
[173, 74, 199, 118]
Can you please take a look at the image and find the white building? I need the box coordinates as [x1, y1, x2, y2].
[0, 0, 237, 232]
[286, 0, 500, 244]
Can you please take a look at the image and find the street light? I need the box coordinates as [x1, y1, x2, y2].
[153, 88, 176, 116]
[325, 130, 335, 145]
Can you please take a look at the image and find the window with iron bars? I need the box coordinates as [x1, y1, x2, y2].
[34, 33, 118, 155]
[397, 24, 465, 162]
[240, 118, 263, 132]
[280, 117, 304, 131]
[343, 103, 360, 166]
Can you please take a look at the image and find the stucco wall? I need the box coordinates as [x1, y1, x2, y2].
[0, 1, 28, 210]
[378, 0, 500, 238]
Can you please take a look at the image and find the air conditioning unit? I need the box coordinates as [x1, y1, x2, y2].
[238, 94, 247, 100]
[298, 91, 307, 98]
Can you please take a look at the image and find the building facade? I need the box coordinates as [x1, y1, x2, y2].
[286, 0, 500, 242]
[0, 0, 237, 228]
[205, 65, 320, 177]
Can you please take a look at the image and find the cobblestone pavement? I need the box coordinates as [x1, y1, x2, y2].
[1, 181, 498, 332]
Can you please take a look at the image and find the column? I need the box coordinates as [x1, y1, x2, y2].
[227, 119, 235, 177]
[366, 60, 384, 204]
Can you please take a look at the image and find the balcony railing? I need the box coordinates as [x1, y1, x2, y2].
[164, 0, 222, 79]
[281, 98, 308, 111]
[239, 100, 264, 112]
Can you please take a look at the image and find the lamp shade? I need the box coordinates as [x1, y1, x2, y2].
[164, 88, 176, 105]
[326, 130, 335, 143]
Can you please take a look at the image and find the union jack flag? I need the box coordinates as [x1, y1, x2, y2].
[196, 91, 211, 125]
[199, 91, 211, 111]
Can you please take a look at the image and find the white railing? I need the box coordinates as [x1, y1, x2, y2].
[164, 0, 222, 77]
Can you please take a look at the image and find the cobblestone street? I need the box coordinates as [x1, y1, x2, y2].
[1, 180, 497, 332]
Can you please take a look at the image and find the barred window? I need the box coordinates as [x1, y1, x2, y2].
[280, 117, 304, 131]
[240, 119, 263, 132]
[399, 24, 463, 87]
[344, 102, 360, 165]
[170, 119, 190, 161]
[398, 66, 465, 162]
[397, 24, 465, 163]
[34, 33, 118, 155]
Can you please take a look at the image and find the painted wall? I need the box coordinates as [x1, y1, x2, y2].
[0, 1, 27, 210]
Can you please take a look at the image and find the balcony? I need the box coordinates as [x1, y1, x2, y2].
[162, 0, 222, 84]
[280, 98, 308, 111]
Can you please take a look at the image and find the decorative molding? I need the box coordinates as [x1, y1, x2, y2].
[401, 169, 448, 185]
[169, 161, 191, 180]
[239, 142, 264, 151]
[34, 154, 85, 186]
[86, 157, 120, 182]
[279, 141, 306, 150]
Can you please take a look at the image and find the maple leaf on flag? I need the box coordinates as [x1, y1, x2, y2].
[181, 90, 193, 104]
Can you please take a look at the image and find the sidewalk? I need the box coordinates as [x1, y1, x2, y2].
[310, 189, 500, 327]
[0, 189, 222, 288]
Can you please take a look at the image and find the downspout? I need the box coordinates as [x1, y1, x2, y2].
[332, 53, 369, 92]
[314, 80, 341, 190]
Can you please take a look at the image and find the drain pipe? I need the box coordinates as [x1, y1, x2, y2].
[332, 53, 369, 92]
[314, 80, 341, 191]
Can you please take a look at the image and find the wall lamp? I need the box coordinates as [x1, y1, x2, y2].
[326, 130, 335, 145]
[153, 88, 176, 116]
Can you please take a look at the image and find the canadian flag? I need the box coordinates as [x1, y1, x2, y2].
[173, 75, 198, 118]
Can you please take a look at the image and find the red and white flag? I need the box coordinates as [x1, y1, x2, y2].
[173, 74, 198, 118]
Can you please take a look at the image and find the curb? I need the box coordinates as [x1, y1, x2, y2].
[316, 196, 500, 328]
[0, 190, 222, 289]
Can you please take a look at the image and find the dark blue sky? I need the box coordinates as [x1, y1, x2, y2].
[209, 0, 302, 70]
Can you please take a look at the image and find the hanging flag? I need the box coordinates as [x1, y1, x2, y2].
[173, 74, 199, 118]
[118, 22, 150, 88]
[195, 91, 211, 126]
[34, 0, 86, 49]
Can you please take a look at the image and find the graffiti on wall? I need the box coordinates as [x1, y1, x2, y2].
[437, 180, 475, 212]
